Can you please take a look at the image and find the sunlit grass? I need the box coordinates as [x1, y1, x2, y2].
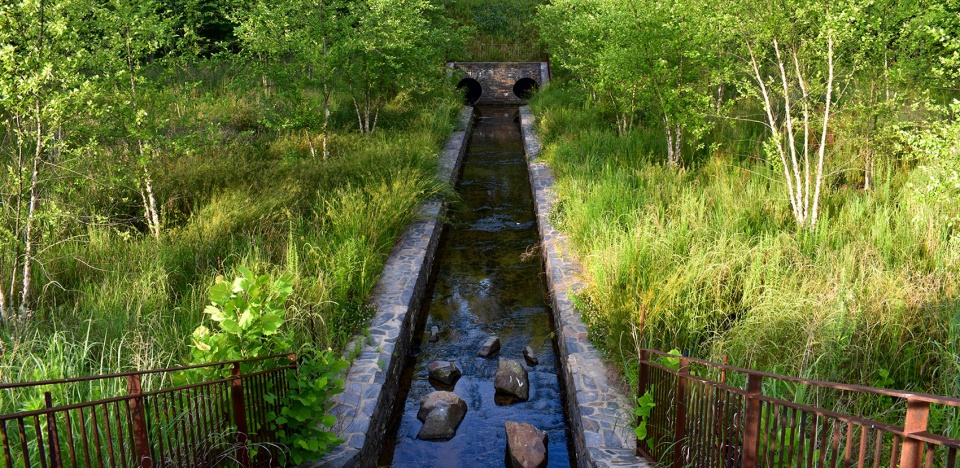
[531, 85, 960, 431]
[2, 63, 461, 386]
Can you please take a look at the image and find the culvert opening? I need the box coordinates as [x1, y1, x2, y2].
[513, 78, 539, 99]
[456, 77, 482, 105]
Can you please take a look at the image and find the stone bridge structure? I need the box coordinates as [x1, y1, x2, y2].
[448, 62, 550, 105]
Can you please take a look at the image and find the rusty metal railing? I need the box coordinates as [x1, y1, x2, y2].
[0, 354, 296, 467]
[636, 349, 960, 468]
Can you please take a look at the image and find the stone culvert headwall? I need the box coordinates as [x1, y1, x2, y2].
[449, 62, 549, 105]
[307, 107, 474, 468]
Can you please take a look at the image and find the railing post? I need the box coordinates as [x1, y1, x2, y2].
[673, 357, 690, 468]
[231, 362, 251, 468]
[899, 397, 930, 468]
[43, 392, 61, 468]
[637, 349, 649, 457]
[742, 373, 763, 468]
[126, 375, 152, 468]
[720, 355, 728, 384]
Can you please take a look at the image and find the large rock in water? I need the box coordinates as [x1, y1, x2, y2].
[428, 361, 462, 386]
[494, 359, 529, 402]
[505, 421, 548, 468]
[417, 391, 467, 440]
[478, 336, 501, 357]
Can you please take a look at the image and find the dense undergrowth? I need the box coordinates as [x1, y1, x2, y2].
[531, 85, 960, 432]
[1, 66, 461, 386]
[442, 0, 545, 61]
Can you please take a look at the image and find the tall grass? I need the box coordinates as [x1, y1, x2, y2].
[531, 85, 960, 429]
[442, 0, 545, 61]
[1, 62, 462, 392]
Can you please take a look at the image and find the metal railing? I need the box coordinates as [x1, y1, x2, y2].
[636, 349, 960, 468]
[0, 354, 297, 467]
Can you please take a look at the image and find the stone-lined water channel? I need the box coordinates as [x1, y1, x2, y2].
[379, 107, 574, 467]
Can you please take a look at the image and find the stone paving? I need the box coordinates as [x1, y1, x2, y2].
[520, 105, 653, 468]
[306, 107, 474, 468]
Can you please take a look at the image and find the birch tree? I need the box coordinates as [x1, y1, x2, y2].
[95, 0, 170, 240]
[343, 0, 451, 134]
[0, 0, 90, 316]
[231, 0, 348, 158]
[724, 0, 859, 228]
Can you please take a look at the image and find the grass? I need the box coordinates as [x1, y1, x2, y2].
[0, 61, 462, 408]
[530, 85, 960, 431]
[442, 0, 545, 62]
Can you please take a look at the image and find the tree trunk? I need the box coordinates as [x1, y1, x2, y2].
[809, 37, 834, 227]
[20, 111, 43, 314]
[353, 96, 365, 133]
[8, 113, 25, 310]
[322, 82, 331, 160]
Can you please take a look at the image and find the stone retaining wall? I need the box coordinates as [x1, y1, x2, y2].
[308, 107, 474, 468]
[520, 106, 652, 468]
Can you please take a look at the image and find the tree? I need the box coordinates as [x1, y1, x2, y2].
[0, 0, 91, 317]
[538, 0, 719, 166]
[94, 0, 172, 240]
[343, 0, 452, 133]
[720, 0, 862, 228]
[230, 0, 349, 157]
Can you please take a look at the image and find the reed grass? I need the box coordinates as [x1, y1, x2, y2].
[1, 62, 461, 394]
[442, 0, 545, 62]
[531, 85, 960, 430]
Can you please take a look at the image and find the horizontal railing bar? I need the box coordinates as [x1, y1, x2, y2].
[0, 354, 293, 390]
[0, 364, 293, 421]
[752, 393, 903, 434]
[641, 348, 960, 407]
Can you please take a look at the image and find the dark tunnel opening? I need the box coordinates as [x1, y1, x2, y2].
[456, 77, 483, 105]
[513, 77, 539, 99]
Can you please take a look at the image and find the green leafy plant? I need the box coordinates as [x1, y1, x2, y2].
[189, 268, 348, 460]
[657, 349, 683, 371]
[269, 347, 350, 464]
[634, 389, 656, 450]
[190, 267, 293, 364]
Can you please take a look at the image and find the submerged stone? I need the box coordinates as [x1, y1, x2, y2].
[505, 421, 548, 468]
[478, 336, 501, 357]
[428, 361, 462, 386]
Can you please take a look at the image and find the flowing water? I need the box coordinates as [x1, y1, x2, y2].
[379, 107, 574, 467]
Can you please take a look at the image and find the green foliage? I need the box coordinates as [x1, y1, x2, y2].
[905, 102, 960, 230]
[188, 269, 349, 460]
[442, 0, 544, 61]
[633, 389, 655, 449]
[343, 0, 460, 132]
[537, 0, 720, 164]
[657, 349, 682, 371]
[531, 83, 960, 429]
[270, 347, 350, 464]
[190, 267, 293, 363]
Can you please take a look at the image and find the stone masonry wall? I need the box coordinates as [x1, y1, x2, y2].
[307, 107, 474, 468]
[450, 62, 549, 105]
[520, 106, 653, 468]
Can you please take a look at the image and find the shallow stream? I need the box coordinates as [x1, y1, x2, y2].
[378, 107, 573, 467]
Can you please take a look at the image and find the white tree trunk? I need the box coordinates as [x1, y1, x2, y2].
[746, 36, 834, 229]
[143, 166, 161, 240]
[810, 37, 834, 227]
[20, 112, 43, 313]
